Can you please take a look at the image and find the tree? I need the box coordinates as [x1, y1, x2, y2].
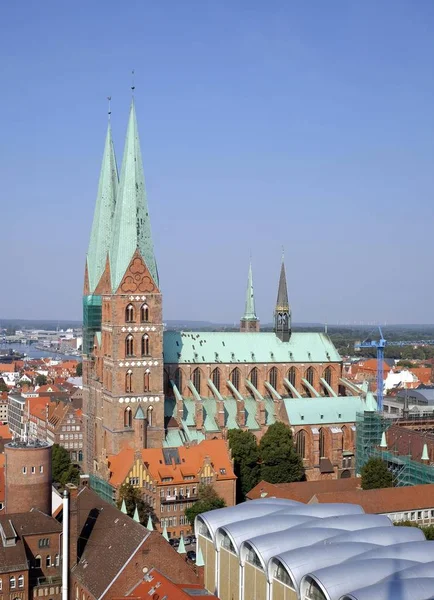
[185, 484, 226, 526]
[76, 362, 83, 377]
[0, 379, 8, 393]
[361, 457, 394, 490]
[228, 429, 260, 502]
[259, 422, 305, 484]
[35, 374, 47, 386]
[52, 444, 80, 486]
[117, 482, 157, 526]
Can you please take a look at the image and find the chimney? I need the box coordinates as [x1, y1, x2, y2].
[66, 483, 78, 570]
[256, 400, 266, 427]
[62, 490, 69, 600]
[216, 400, 225, 429]
[194, 401, 204, 431]
[236, 399, 246, 428]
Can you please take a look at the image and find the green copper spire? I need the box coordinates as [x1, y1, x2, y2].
[133, 504, 140, 523]
[146, 515, 154, 531]
[162, 521, 169, 541]
[196, 547, 205, 567]
[110, 99, 158, 291]
[243, 261, 258, 321]
[120, 498, 127, 514]
[177, 534, 186, 554]
[86, 123, 118, 292]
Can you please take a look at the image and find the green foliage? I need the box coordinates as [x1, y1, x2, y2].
[117, 482, 157, 525]
[396, 360, 416, 369]
[228, 429, 260, 502]
[35, 374, 48, 386]
[361, 457, 394, 490]
[0, 379, 8, 393]
[394, 521, 434, 540]
[259, 422, 305, 484]
[185, 484, 226, 525]
[75, 362, 83, 377]
[52, 443, 80, 486]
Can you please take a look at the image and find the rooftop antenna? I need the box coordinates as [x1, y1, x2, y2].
[131, 69, 135, 96]
[107, 96, 112, 122]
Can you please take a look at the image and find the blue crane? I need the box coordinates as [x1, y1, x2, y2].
[355, 327, 434, 412]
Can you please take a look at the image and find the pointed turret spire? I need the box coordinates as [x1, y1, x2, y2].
[86, 122, 118, 293]
[380, 431, 387, 448]
[196, 547, 205, 567]
[120, 498, 127, 514]
[240, 260, 260, 332]
[110, 99, 158, 291]
[133, 504, 140, 523]
[146, 515, 153, 531]
[274, 251, 291, 341]
[177, 534, 186, 554]
[422, 443, 429, 462]
[162, 521, 169, 541]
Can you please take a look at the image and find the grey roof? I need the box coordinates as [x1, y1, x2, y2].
[196, 500, 300, 540]
[296, 514, 391, 531]
[240, 527, 348, 569]
[275, 503, 364, 518]
[382, 559, 434, 581]
[351, 541, 434, 563]
[269, 542, 380, 589]
[324, 525, 425, 545]
[397, 387, 434, 405]
[341, 578, 434, 600]
[217, 514, 318, 552]
[301, 558, 420, 600]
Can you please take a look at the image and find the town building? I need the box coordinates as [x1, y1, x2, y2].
[0, 391, 8, 424]
[104, 439, 236, 538]
[82, 98, 373, 485]
[195, 499, 434, 600]
[112, 568, 212, 600]
[7, 394, 26, 439]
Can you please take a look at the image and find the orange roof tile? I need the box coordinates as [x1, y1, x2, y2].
[0, 425, 11, 440]
[0, 363, 16, 373]
[0, 466, 4, 504]
[0, 455, 5, 468]
[410, 367, 432, 385]
[116, 568, 212, 600]
[246, 478, 360, 502]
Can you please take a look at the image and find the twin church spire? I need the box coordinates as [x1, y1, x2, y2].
[85, 99, 158, 295]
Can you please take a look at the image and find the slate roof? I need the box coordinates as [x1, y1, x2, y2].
[163, 331, 341, 364]
[0, 509, 62, 535]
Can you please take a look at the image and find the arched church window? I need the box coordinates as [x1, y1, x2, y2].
[144, 371, 150, 392]
[306, 367, 314, 386]
[125, 304, 135, 323]
[319, 428, 325, 458]
[211, 368, 221, 393]
[124, 407, 132, 428]
[141, 335, 150, 356]
[230, 368, 240, 391]
[324, 366, 332, 386]
[288, 367, 297, 387]
[174, 368, 183, 392]
[192, 368, 201, 395]
[125, 370, 133, 393]
[295, 430, 306, 459]
[141, 304, 149, 322]
[164, 370, 171, 395]
[269, 367, 278, 390]
[249, 367, 258, 389]
[125, 335, 134, 357]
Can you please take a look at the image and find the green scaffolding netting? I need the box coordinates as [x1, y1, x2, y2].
[89, 473, 116, 505]
[83, 295, 102, 355]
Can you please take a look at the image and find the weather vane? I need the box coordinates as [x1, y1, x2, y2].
[131, 69, 135, 95]
[107, 96, 112, 120]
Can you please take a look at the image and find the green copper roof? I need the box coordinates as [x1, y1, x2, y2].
[283, 395, 367, 426]
[163, 331, 341, 364]
[86, 123, 118, 293]
[110, 100, 158, 291]
[242, 261, 258, 321]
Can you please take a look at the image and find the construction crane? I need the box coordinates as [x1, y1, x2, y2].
[355, 327, 434, 412]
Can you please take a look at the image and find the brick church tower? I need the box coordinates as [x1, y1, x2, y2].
[82, 101, 164, 474]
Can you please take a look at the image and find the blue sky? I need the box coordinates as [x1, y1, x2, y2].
[1, 1, 434, 324]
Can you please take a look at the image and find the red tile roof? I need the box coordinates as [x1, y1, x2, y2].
[118, 569, 212, 600]
[246, 478, 360, 503]
[0, 424, 12, 440]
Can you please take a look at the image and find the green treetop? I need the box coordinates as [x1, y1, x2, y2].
[259, 422, 304, 484]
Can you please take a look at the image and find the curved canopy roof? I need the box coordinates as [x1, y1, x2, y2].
[382, 559, 434, 581]
[216, 514, 317, 552]
[296, 514, 391, 531]
[275, 503, 364, 518]
[268, 542, 380, 589]
[324, 525, 425, 545]
[302, 558, 420, 600]
[196, 500, 299, 540]
[341, 577, 434, 600]
[351, 540, 434, 563]
[240, 527, 347, 571]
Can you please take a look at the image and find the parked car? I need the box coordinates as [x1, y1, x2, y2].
[189, 535, 196, 545]
[169, 538, 180, 548]
[187, 550, 196, 562]
[183, 536, 192, 545]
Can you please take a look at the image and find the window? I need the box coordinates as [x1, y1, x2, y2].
[306, 367, 314, 386]
[274, 562, 294, 588]
[39, 465, 43, 473]
[125, 335, 134, 357]
[124, 407, 132, 428]
[141, 335, 150, 356]
[140, 304, 149, 322]
[319, 428, 325, 458]
[295, 430, 306, 459]
[174, 368, 183, 392]
[230, 368, 240, 391]
[38, 538, 50, 548]
[10, 577, 16, 589]
[249, 367, 258, 389]
[192, 368, 201, 395]
[287, 367, 297, 387]
[324, 366, 332, 386]
[211, 368, 221, 393]
[125, 304, 135, 323]
[22, 466, 27, 474]
[34, 555, 41, 568]
[46, 555, 52, 568]
[269, 367, 278, 390]
[31, 466, 35, 474]
[125, 370, 133, 393]
[144, 371, 150, 392]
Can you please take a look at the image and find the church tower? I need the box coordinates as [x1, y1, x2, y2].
[274, 254, 291, 342]
[240, 261, 260, 332]
[83, 100, 164, 475]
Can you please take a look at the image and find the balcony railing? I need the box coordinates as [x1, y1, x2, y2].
[161, 493, 198, 504]
[36, 575, 62, 586]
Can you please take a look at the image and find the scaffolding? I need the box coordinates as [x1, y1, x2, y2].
[356, 411, 434, 486]
[83, 295, 102, 355]
[89, 473, 116, 505]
